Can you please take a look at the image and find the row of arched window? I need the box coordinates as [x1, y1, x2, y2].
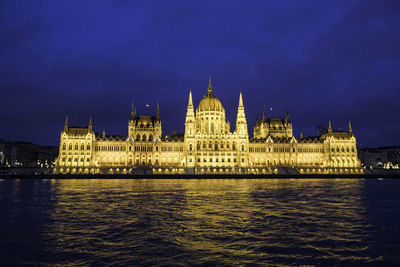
[95, 145, 127, 152]
[136, 134, 153, 141]
[62, 143, 91, 151]
[331, 146, 355, 153]
[195, 141, 237, 151]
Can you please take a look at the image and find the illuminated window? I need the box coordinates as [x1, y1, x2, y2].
[62, 143, 66, 150]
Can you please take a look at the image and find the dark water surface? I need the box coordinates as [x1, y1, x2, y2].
[1, 179, 399, 266]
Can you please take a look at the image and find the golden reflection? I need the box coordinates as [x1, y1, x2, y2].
[43, 179, 380, 265]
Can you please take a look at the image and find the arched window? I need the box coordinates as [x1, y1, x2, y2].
[189, 144, 193, 151]
[136, 134, 140, 141]
[241, 144, 245, 151]
[346, 147, 349, 152]
[142, 134, 147, 141]
[336, 147, 339, 152]
[87, 144, 90, 150]
[62, 143, 66, 150]
[149, 134, 153, 141]
[232, 144, 236, 150]
[81, 144, 84, 150]
[155, 146, 158, 152]
[342, 147, 344, 152]
[352, 147, 355, 152]
[75, 144, 78, 150]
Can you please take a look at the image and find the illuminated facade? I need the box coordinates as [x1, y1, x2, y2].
[54, 79, 362, 175]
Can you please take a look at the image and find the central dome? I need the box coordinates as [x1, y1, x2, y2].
[196, 78, 224, 112]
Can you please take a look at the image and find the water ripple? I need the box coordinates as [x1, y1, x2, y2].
[1, 178, 400, 265]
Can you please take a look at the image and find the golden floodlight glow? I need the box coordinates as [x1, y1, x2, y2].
[54, 79, 362, 175]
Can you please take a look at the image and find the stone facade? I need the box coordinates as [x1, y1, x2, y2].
[54, 79, 362, 175]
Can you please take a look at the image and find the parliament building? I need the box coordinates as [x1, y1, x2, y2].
[54, 79, 363, 175]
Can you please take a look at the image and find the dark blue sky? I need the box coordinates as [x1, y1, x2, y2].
[1, 0, 399, 147]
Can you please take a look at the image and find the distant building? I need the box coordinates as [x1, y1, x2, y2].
[54, 79, 362, 175]
[0, 139, 58, 167]
[358, 147, 400, 169]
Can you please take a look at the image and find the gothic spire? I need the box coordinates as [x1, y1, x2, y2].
[285, 109, 290, 124]
[348, 121, 352, 134]
[188, 90, 193, 107]
[64, 115, 68, 131]
[130, 101, 136, 120]
[262, 106, 267, 122]
[238, 92, 244, 108]
[156, 102, 160, 121]
[328, 120, 332, 133]
[88, 116, 92, 132]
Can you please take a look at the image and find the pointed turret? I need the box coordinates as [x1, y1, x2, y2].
[130, 101, 136, 120]
[102, 129, 106, 137]
[285, 109, 290, 124]
[300, 132, 303, 139]
[188, 90, 193, 107]
[185, 90, 195, 138]
[238, 92, 244, 108]
[88, 116, 92, 132]
[63, 116, 68, 132]
[328, 120, 332, 133]
[348, 121, 352, 134]
[207, 77, 213, 95]
[156, 102, 160, 121]
[262, 106, 267, 122]
[235, 92, 248, 138]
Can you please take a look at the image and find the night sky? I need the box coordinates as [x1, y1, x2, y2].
[1, 1, 399, 147]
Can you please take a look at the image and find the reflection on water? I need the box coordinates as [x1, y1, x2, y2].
[1, 178, 399, 265]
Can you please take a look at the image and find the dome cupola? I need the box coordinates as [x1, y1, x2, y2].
[196, 77, 224, 112]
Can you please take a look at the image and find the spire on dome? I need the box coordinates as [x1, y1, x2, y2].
[300, 132, 303, 138]
[328, 120, 332, 133]
[208, 77, 213, 95]
[348, 121, 352, 133]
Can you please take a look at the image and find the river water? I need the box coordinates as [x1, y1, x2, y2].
[0, 178, 399, 266]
